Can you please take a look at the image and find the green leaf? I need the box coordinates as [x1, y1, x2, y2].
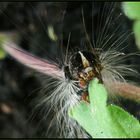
[0, 48, 6, 60]
[0, 32, 21, 59]
[47, 25, 58, 41]
[0, 47, 6, 59]
[69, 78, 140, 138]
[133, 21, 140, 49]
[122, 2, 140, 20]
[0, 33, 8, 59]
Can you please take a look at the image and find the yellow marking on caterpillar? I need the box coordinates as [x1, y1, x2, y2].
[79, 51, 90, 68]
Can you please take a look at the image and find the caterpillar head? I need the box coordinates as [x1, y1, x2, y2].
[64, 50, 103, 89]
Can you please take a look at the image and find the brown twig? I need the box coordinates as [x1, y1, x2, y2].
[113, 82, 140, 102]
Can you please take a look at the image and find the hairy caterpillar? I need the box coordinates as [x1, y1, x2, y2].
[1, 2, 140, 138]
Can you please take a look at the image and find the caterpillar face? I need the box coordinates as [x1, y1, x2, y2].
[64, 50, 103, 89]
